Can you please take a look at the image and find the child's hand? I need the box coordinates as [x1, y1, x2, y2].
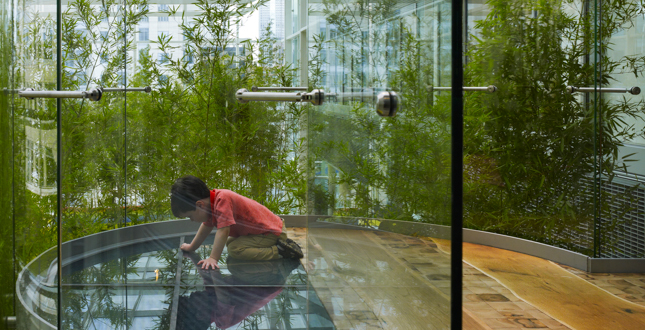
[197, 257, 220, 270]
[180, 243, 195, 252]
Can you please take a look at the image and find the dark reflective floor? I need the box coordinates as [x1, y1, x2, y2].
[60, 235, 334, 330]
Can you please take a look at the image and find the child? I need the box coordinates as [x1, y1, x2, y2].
[171, 175, 303, 270]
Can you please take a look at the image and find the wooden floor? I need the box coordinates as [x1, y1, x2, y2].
[288, 228, 645, 330]
[434, 239, 645, 330]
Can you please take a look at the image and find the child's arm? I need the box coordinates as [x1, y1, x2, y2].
[180, 223, 214, 252]
[198, 226, 230, 270]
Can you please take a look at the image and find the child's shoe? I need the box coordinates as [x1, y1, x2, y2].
[277, 238, 304, 259]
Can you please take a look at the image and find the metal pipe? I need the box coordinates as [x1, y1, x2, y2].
[251, 86, 307, 91]
[3, 88, 20, 95]
[429, 85, 498, 93]
[18, 88, 103, 101]
[566, 86, 641, 95]
[236, 88, 324, 105]
[237, 91, 305, 102]
[101, 86, 152, 93]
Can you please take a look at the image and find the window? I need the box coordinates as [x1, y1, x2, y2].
[158, 16, 168, 22]
[184, 48, 194, 64]
[140, 4, 149, 22]
[139, 28, 149, 41]
[158, 52, 169, 64]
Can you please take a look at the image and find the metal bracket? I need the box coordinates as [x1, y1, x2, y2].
[376, 91, 399, 117]
[236, 88, 325, 106]
[566, 86, 641, 95]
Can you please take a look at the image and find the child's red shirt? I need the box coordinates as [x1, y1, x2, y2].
[205, 189, 283, 237]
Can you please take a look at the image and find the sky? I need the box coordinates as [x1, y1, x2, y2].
[237, 10, 260, 41]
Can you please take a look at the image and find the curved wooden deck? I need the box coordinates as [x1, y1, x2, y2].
[288, 227, 645, 330]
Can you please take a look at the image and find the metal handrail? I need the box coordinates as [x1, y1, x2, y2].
[251, 86, 308, 91]
[428, 85, 498, 93]
[566, 86, 641, 95]
[18, 88, 103, 101]
[236, 88, 324, 106]
[101, 86, 152, 93]
[17, 86, 153, 101]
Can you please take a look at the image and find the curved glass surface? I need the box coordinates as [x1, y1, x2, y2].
[20, 226, 332, 330]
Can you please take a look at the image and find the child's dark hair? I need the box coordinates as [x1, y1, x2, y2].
[171, 175, 211, 217]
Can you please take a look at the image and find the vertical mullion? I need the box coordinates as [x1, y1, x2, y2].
[56, 0, 62, 326]
[451, 0, 464, 328]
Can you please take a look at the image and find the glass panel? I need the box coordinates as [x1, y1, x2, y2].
[292, 0, 299, 33]
[60, 0, 131, 289]
[56, 0, 311, 326]
[0, 0, 13, 322]
[307, 0, 452, 328]
[13, 0, 60, 327]
[463, 0, 598, 255]
[597, 0, 645, 258]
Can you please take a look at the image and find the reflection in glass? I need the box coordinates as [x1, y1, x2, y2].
[175, 255, 315, 330]
[19, 230, 332, 330]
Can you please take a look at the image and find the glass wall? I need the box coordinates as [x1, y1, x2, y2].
[6, 0, 460, 327]
[305, 0, 453, 328]
[462, 0, 596, 255]
[0, 0, 13, 325]
[12, 0, 61, 328]
[9, 0, 324, 328]
[461, 0, 645, 259]
[9, 0, 645, 328]
[599, 0, 645, 258]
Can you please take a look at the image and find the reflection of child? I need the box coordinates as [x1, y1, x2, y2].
[176, 253, 300, 330]
[171, 175, 303, 269]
